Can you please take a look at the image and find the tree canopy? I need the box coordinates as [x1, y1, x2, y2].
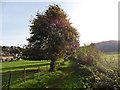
[26, 4, 80, 71]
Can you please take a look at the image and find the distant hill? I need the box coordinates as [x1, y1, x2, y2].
[95, 40, 119, 53]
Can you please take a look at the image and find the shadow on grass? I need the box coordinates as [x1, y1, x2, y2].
[2, 61, 71, 89]
[2, 68, 48, 89]
[2, 63, 50, 71]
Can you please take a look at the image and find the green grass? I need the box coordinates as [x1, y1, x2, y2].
[2, 59, 70, 89]
[2, 60, 51, 89]
[13, 71, 64, 88]
[97, 53, 118, 72]
[1, 53, 119, 89]
[1, 60, 51, 73]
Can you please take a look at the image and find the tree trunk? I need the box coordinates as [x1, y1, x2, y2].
[49, 59, 56, 72]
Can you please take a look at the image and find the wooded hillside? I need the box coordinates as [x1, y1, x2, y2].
[95, 40, 119, 53]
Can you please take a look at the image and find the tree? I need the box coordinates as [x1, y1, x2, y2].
[27, 4, 80, 71]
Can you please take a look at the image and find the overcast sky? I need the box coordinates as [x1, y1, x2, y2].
[1, 0, 119, 46]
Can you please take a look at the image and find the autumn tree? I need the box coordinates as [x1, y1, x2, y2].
[27, 4, 80, 71]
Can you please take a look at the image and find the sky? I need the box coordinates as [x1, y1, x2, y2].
[0, 0, 119, 46]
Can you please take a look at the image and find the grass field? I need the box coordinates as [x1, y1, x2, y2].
[2, 60, 50, 88]
[2, 59, 70, 88]
[1, 53, 119, 89]
[97, 53, 118, 72]
[1, 60, 50, 73]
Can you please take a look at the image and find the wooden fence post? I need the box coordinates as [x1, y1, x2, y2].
[24, 68, 26, 82]
[38, 66, 40, 77]
[8, 71, 11, 90]
[38, 66, 40, 72]
[46, 65, 48, 71]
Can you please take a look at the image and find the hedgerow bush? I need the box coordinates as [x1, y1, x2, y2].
[88, 68, 120, 89]
[69, 43, 120, 89]
[76, 43, 101, 65]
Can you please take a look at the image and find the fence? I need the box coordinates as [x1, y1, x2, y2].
[2, 65, 49, 89]
[2, 62, 61, 89]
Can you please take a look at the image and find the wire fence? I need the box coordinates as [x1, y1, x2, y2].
[2, 62, 62, 89]
[2, 66, 49, 89]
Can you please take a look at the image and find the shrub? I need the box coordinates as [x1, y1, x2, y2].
[76, 43, 101, 65]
